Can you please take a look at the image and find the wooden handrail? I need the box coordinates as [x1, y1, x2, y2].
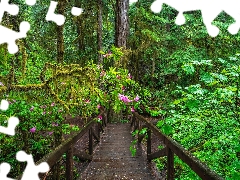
[132, 112, 224, 180]
[36, 120, 95, 168]
[16, 110, 107, 180]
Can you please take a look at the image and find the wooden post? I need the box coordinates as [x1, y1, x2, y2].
[147, 129, 151, 159]
[134, 117, 138, 131]
[167, 147, 174, 180]
[66, 146, 73, 180]
[89, 127, 93, 155]
[131, 115, 134, 127]
[98, 122, 101, 137]
[137, 121, 141, 142]
[103, 114, 107, 127]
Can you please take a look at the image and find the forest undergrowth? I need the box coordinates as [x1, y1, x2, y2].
[0, 1, 240, 179]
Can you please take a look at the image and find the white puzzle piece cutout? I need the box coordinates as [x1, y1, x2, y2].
[0, 100, 19, 136]
[0, 0, 19, 22]
[0, 163, 16, 180]
[25, 0, 36, 6]
[0, 100, 9, 111]
[0, 21, 30, 54]
[150, 0, 240, 37]
[129, 0, 138, 5]
[16, 151, 49, 180]
[0, 0, 31, 54]
[71, 7, 83, 16]
[45, 1, 66, 26]
[0, 116, 19, 136]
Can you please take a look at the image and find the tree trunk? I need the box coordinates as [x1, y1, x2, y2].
[115, 0, 129, 49]
[75, 0, 85, 65]
[97, 0, 103, 64]
[56, 0, 66, 64]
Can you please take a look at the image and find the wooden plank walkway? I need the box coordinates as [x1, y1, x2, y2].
[80, 123, 155, 180]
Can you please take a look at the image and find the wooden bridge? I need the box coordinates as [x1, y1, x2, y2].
[80, 123, 154, 179]
[17, 110, 224, 180]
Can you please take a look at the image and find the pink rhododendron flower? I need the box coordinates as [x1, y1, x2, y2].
[52, 122, 58, 127]
[97, 104, 101, 109]
[30, 127, 36, 133]
[118, 94, 132, 103]
[128, 73, 132, 79]
[51, 102, 55, 106]
[118, 94, 124, 100]
[100, 70, 106, 76]
[42, 111, 46, 115]
[48, 131, 53, 135]
[131, 107, 135, 112]
[103, 51, 112, 58]
[98, 115, 102, 120]
[30, 106, 34, 111]
[134, 95, 140, 102]
[40, 105, 47, 109]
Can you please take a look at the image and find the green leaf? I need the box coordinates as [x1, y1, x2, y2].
[200, 73, 214, 84]
[156, 120, 164, 128]
[182, 64, 195, 75]
[161, 125, 173, 135]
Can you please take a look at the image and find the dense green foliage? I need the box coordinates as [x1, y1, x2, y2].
[0, 0, 239, 179]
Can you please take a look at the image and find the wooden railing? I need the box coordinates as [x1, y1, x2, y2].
[131, 112, 224, 180]
[17, 111, 107, 180]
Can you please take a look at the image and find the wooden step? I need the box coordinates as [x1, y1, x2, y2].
[80, 123, 155, 180]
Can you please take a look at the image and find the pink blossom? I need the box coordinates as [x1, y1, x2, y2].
[117, 75, 121, 79]
[103, 51, 112, 58]
[85, 99, 90, 103]
[97, 104, 101, 109]
[30, 106, 34, 111]
[30, 127, 36, 133]
[42, 111, 46, 115]
[52, 122, 58, 127]
[98, 115, 102, 120]
[48, 131, 53, 135]
[134, 95, 140, 102]
[0, 82, 4, 86]
[100, 70, 106, 77]
[40, 105, 47, 109]
[131, 107, 135, 112]
[51, 102, 55, 107]
[118, 94, 132, 103]
[118, 94, 124, 100]
[128, 73, 132, 79]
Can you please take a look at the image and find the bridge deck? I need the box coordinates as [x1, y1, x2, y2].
[80, 123, 155, 180]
